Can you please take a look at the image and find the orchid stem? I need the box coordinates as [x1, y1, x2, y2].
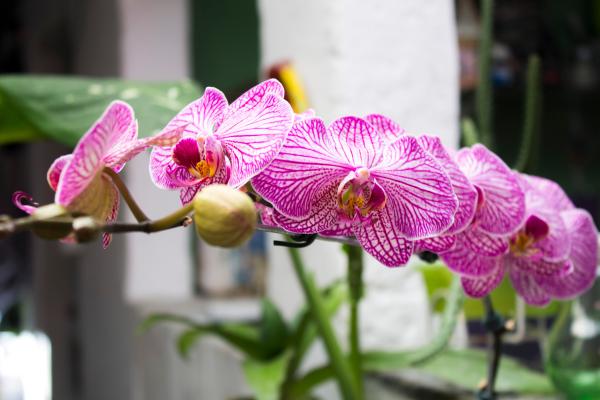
[103, 167, 150, 222]
[476, 0, 495, 148]
[104, 203, 194, 234]
[514, 54, 541, 173]
[344, 244, 364, 399]
[478, 295, 508, 400]
[287, 245, 359, 400]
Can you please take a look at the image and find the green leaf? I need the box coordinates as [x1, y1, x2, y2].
[243, 353, 291, 400]
[0, 75, 202, 146]
[177, 329, 205, 359]
[259, 298, 290, 359]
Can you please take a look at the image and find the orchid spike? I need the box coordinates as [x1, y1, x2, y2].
[149, 80, 294, 204]
[252, 116, 458, 267]
[13, 101, 154, 248]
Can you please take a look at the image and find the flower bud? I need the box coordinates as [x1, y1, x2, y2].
[73, 216, 101, 243]
[192, 184, 257, 248]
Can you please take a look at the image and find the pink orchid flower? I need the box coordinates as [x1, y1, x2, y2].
[13, 101, 166, 248]
[440, 144, 526, 276]
[251, 116, 458, 267]
[149, 79, 294, 204]
[456, 174, 598, 306]
[364, 114, 478, 253]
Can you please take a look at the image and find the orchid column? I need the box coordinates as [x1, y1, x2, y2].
[258, 0, 461, 380]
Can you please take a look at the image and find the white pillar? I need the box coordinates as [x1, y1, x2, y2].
[259, 0, 460, 364]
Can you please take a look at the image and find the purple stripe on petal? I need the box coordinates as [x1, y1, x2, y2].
[251, 118, 350, 218]
[271, 182, 340, 234]
[162, 87, 228, 138]
[462, 227, 509, 257]
[102, 182, 120, 249]
[372, 136, 458, 239]
[461, 264, 504, 298]
[180, 185, 201, 205]
[353, 207, 414, 267]
[320, 220, 355, 237]
[537, 209, 598, 299]
[364, 114, 405, 144]
[417, 135, 477, 234]
[47, 154, 72, 191]
[441, 235, 501, 277]
[56, 101, 134, 206]
[456, 144, 525, 235]
[509, 267, 551, 306]
[327, 116, 385, 168]
[511, 256, 570, 280]
[222, 79, 284, 122]
[217, 94, 294, 188]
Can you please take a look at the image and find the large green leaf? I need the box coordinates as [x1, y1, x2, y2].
[243, 353, 291, 400]
[259, 298, 290, 360]
[0, 75, 202, 146]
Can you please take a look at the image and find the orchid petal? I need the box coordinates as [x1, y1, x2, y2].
[530, 210, 571, 262]
[326, 116, 385, 168]
[509, 267, 551, 306]
[252, 118, 349, 218]
[456, 144, 525, 235]
[536, 209, 598, 299]
[441, 236, 500, 277]
[372, 136, 457, 239]
[364, 114, 405, 143]
[47, 154, 73, 191]
[102, 184, 120, 249]
[162, 87, 228, 137]
[417, 135, 477, 234]
[320, 221, 355, 237]
[461, 263, 504, 298]
[180, 185, 201, 205]
[511, 256, 570, 279]
[12, 191, 38, 214]
[462, 228, 509, 257]
[270, 182, 339, 234]
[414, 235, 456, 253]
[522, 174, 574, 211]
[222, 79, 284, 121]
[56, 101, 134, 206]
[217, 94, 294, 188]
[352, 207, 415, 267]
[67, 172, 120, 223]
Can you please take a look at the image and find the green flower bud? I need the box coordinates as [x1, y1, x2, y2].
[192, 184, 257, 248]
[72, 216, 101, 243]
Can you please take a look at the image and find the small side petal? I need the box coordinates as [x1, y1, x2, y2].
[47, 154, 73, 191]
[217, 94, 294, 188]
[353, 207, 415, 267]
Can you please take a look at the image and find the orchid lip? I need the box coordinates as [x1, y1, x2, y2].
[172, 135, 224, 180]
[509, 215, 550, 257]
[336, 169, 386, 221]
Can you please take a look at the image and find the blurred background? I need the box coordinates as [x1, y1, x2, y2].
[0, 0, 599, 399]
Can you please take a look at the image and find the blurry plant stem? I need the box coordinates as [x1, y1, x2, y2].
[103, 167, 149, 222]
[344, 244, 364, 398]
[461, 117, 480, 147]
[476, 0, 494, 148]
[478, 295, 510, 400]
[514, 54, 542, 173]
[287, 245, 359, 400]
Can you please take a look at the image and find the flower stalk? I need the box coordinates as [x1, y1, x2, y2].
[103, 167, 149, 222]
[344, 244, 364, 398]
[287, 245, 359, 400]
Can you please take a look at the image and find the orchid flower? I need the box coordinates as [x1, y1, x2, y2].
[251, 116, 458, 267]
[456, 174, 598, 305]
[440, 144, 526, 276]
[149, 79, 294, 204]
[13, 101, 166, 248]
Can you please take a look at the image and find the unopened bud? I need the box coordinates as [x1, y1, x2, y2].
[73, 216, 101, 243]
[192, 184, 257, 248]
[0, 215, 14, 240]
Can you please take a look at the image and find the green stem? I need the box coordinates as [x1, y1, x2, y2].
[344, 244, 364, 398]
[104, 167, 150, 222]
[514, 54, 542, 173]
[104, 203, 194, 234]
[476, 0, 494, 148]
[461, 117, 480, 147]
[287, 246, 359, 400]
